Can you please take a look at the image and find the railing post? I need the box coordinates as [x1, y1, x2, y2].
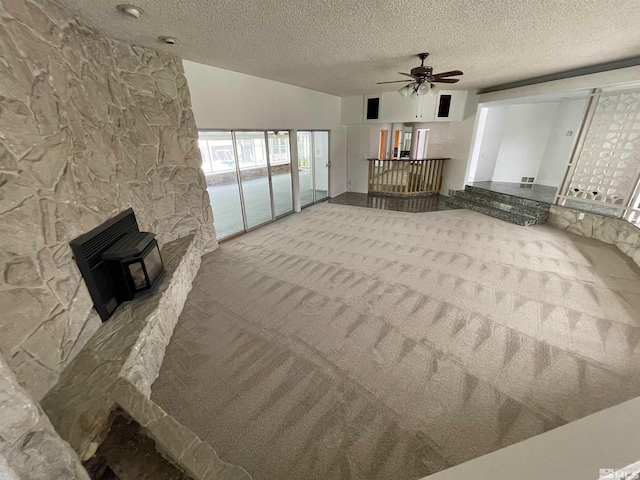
[405, 161, 410, 194]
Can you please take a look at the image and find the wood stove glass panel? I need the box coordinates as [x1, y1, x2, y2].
[144, 245, 163, 284]
[128, 262, 147, 290]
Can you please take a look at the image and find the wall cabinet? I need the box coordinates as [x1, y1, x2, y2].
[340, 90, 468, 125]
[381, 92, 437, 123]
[433, 90, 468, 122]
[364, 94, 381, 123]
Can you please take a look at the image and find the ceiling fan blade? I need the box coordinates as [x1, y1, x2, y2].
[377, 80, 414, 84]
[433, 70, 463, 78]
[432, 78, 460, 84]
[399, 72, 416, 79]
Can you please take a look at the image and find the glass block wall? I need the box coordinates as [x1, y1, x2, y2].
[560, 88, 640, 225]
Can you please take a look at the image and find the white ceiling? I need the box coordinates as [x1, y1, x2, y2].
[57, 0, 640, 97]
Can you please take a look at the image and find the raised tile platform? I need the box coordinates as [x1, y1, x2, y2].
[450, 184, 552, 226]
[467, 181, 557, 204]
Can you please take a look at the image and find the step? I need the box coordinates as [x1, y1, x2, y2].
[454, 190, 549, 221]
[464, 185, 552, 210]
[449, 196, 545, 226]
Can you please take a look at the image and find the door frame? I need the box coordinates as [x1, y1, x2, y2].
[298, 129, 331, 208]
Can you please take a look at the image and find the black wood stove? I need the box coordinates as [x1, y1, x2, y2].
[70, 208, 165, 321]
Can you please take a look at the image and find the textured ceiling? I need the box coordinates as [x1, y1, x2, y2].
[56, 0, 640, 97]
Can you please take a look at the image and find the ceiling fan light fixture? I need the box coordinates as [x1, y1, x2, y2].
[417, 83, 430, 96]
[428, 84, 438, 98]
[398, 85, 411, 98]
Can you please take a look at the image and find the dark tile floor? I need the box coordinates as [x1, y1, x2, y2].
[328, 192, 461, 213]
[468, 181, 557, 204]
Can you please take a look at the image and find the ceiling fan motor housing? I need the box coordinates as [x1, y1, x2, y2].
[375, 53, 462, 87]
[411, 66, 432, 78]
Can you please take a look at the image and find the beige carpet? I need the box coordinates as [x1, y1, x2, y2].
[151, 203, 640, 480]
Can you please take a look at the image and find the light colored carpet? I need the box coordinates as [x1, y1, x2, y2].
[151, 203, 640, 480]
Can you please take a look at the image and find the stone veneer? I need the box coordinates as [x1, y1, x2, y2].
[0, 0, 216, 400]
[0, 355, 89, 479]
[0, 0, 228, 477]
[548, 205, 640, 268]
[40, 235, 249, 479]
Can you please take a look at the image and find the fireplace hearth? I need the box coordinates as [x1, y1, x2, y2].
[70, 208, 165, 321]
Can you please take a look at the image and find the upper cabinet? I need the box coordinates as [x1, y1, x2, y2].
[432, 90, 468, 122]
[340, 90, 469, 125]
[381, 92, 437, 123]
[364, 94, 382, 123]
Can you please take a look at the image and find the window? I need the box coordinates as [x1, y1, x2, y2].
[198, 138, 235, 173]
[268, 134, 290, 165]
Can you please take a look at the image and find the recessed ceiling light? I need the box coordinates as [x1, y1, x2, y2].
[159, 36, 178, 45]
[117, 4, 143, 19]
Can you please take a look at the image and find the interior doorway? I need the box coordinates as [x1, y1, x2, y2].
[379, 130, 388, 159]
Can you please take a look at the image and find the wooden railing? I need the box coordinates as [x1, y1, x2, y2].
[367, 158, 448, 195]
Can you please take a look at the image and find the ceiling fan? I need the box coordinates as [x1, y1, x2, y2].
[378, 53, 463, 97]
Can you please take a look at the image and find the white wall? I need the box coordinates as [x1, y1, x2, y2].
[341, 95, 364, 124]
[410, 93, 481, 195]
[184, 60, 347, 197]
[346, 123, 391, 193]
[440, 94, 480, 194]
[469, 106, 510, 182]
[424, 395, 640, 480]
[491, 103, 559, 183]
[536, 99, 588, 187]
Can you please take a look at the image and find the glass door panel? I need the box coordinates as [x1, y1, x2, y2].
[312, 131, 329, 201]
[198, 131, 244, 240]
[297, 131, 314, 207]
[268, 131, 293, 217]
[235, 131, 273, 229]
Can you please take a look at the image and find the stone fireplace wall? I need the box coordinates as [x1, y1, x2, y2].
[0, 0, 216, 399]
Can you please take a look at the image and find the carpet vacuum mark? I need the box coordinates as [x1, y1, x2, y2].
[152, 203, 640, 480]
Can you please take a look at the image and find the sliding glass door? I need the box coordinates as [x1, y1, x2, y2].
[268, 131, 294, 217]
[198, 130, 293, 240]
[236, 131, 273, 229]
[198, 131, 244, 239]
[297, 130, 330, 207]
[297, 131, 314, 208]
